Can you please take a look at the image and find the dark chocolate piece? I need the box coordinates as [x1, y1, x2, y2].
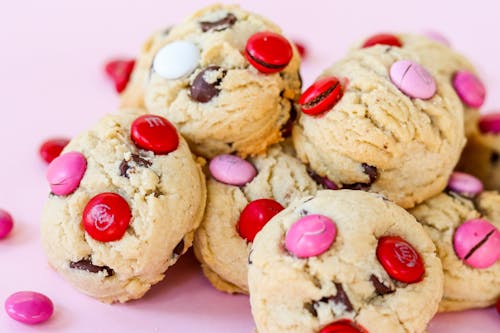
[119, 154, 152, 178]
[200, 13, 237, 32]
[190, 66, 226, 103]
[173, 239, 185, 256]
[370, 274, 395, 295]
[70, 258, 114, 277]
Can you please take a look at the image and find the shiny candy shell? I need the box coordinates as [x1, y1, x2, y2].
[376, 236, 425, 283]
[362, 33, 402, 48]
[285, 214, 337, 258]
[454, 219, 500, 269]
[104, 59, 135, 93]
[320, 320, 367, 333]
[237, 199, 284, 242]
[153, 41, 200, 79]
[209, 154, 257, 186]
[5, 291, 53, 324]
[390, 60, 436, 99]
[245, 31, 293, 74]
[423, 30, 451, 46]
[39, 138, 70, 164]
[453, 70, 486, 108]
[447, 171, 483, 197]
[130, 115, 179, 154]
[0, 208, 14, 239]
[82, 193, 132, 242]
[299, 77, 343, 115]
[478, 112, 500, 135]
[46, 152, 87, 196]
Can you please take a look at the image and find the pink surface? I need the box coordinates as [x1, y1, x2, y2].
[0, 0, 499, 332]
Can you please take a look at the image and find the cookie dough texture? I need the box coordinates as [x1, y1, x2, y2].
[41, 109, 207, 303]
[121, 4, 302, 158]
[457, 130, 500, 191]
[293, 46, 465, 208]
[410, 191, 500, 311]
[194, 144, 319, 294]
[249, 190, 443, 333]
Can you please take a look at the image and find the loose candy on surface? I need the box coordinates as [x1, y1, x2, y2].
[46, 152, 87, 196]
[293, 40, 307, 59]
[478, 113, 500, 135]
[209, 154, 257, 186]
[5, 291, 53, 325]
[376, 236, 425, 283]
[389, 60, 436, 99]
[245, 31, 293, 74]
[82, 192, 132, 242]
[299, 77, 343, 115]
[422, 30, 451, 46]
[153, 41, 200, 79]
[362, 33, 402, 48]
[104, 59, 135, 93]
[130, 115, 179, 154]
[453, 219, 500, 269]
[39, 138, 70, 164]
[447, 171, 483, 197]
[320, 319, 367, 333]
[0, 208, 14, 239]
[237, 199, 284, 242]
[285, 214, 337, 258]
[452, 70, 486, 108]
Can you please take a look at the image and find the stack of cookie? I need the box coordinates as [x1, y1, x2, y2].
[39, 3, 500, 333]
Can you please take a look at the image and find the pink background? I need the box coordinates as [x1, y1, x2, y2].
[1, 0, 499, 332]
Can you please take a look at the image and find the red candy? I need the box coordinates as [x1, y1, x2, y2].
[362, 33, 402, 48]
[496, 297, 500, 316]
[104, 59, 135, 93]
[376, 236, 425, 283]
[245, 31, 293, 74]
[39, 138, 70, 164]
[237, 199, 284, 242]
[320, 320, 367, 333]
[130, 115, 179, 154]
[299, 77, 343, 115]
[82, 193, 131, 242]
[293, 40, 307, 59]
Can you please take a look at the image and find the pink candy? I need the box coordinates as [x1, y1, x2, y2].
[285, 214, 337, 258]
[46, 152, 87, 196]
[423, 30, 451, 46]
[454, 219, 500, 269]
[5, 291, 54, 324]
[447, 171, 483, 197]
[478, 113, 500, 135]
[0, 209, 14, 239]
[209, 154, 257, 186]
[390, 60, 436, 99]
[453, 70, 486, 108]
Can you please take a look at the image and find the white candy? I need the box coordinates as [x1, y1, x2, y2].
[153, 41, 200, 79]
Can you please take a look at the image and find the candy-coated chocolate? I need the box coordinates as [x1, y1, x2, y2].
[237, 199, 284, 242]
[452, 70, 485, 108]
[390, 60, 436, 99]
[0, 208, 14, 239]
[299, 77, 343, 115]
[423, 30, 450, 46]
[376, 236, 425, 283]
[362, 33, 402, 48]
[39, 138, 70, 164]
[293, 40, 307, 59]
[285, 214, 337, 258]
[82, 192, 131, 242]
[245, 31, 292, 74]
[320, 319, 367, 333]
[130, 115, 179, 154]
[46, 152, 87, 196]
[453, 219, 500, 269]
[5, 291, 53, 324]
[447, 171, 483, 197]
[153, 41, 200, 79]
[497, 297, 500, 316]
[104, 59, 135, 93]
[478, 113, 500, 135]
[209, 154, 257, 186]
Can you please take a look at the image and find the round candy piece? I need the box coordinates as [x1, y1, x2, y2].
[104, 59, 135, 93]
[245, 31, 293, 74]
[82, 192, 132, 242]
[209, 154, 257, 186]
[453, 219, 500, 269]
[362, 33, 402, 48]
[153, 41, 200, 79]
[0, 208, 14, 239]
[447, 171, 483, 197]
[452, 70, 485, 108]
[285, 214, 337, 258]
[5, 291, 53, 324]
[376, 236, 425, 283]
[320, 320, 366, 333]
[423, 30, 450, 46]
[478, 113, 500, 135]
[46, 152, 87, 196]
[39, 138, 70, 164]
[237, 199, 284, 242]
[390, 60, 436, 99]
[299, 77, 343, 115]
[130, 115, 179, 154]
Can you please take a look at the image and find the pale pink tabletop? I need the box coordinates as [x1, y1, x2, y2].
[1, 0, 499, 332]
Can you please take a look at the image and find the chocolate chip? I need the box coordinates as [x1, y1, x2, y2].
[173, 239, 185, 256]
[248, 249, 253, 265]
[464, 229, 495, 260]
[331, 283, 354, 312]
[280, 102, 297, 138]
[491, 152, 499, 165]
[200, 13, 237, 32]
[190, 66, 226, 103]
[119, 154, 152, 178]
[370, 274, 395, 295]
[362, 163, 378, 183]
[300, 209, 309, 216]
[70, 258, 114, 277]
[304, 302, 317, 317]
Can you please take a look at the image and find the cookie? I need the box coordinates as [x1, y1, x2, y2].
[41, 109, 207, 303]
[410, 172, 500, 311]
[121, 4, 302, 158]
[193, 143, 320, 294]
[248, 190, 443, 333]
[457, 113, 500, 191]
[293, 45, 465, 208]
